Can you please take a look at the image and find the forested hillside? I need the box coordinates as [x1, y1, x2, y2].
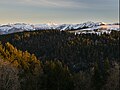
[0, 30, 119, 90]
[0, 30, 119, 71]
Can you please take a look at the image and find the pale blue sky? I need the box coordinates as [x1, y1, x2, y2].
[0, 0, 119, 24]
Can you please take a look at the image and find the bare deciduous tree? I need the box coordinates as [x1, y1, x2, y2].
[0, 59, 20, 90]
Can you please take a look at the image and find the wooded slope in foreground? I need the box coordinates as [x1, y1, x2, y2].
[0, 30, 119, 90]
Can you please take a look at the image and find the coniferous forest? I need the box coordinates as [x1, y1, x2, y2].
[0, 30, 119, 90]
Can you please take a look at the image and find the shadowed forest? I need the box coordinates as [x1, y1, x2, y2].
[0, 30, 119, 90]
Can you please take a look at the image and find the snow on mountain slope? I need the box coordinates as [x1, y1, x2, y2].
[0, 23, 34, 34]
[12, 23, 34, 30]
[0, 22, 119, 35]
[74, 24, 119, 35]
[56, 22, 106, 31]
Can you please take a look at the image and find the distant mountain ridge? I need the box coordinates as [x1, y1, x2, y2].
[0, 21, 119, 35]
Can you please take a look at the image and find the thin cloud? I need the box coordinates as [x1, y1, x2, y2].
[0, 0, 88, 8]
[0, 0, 118, 8]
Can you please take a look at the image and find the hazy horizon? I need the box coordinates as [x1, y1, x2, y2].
[0, 0, 119, 24]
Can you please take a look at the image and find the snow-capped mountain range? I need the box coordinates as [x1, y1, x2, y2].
[0, 21, 119, 35]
